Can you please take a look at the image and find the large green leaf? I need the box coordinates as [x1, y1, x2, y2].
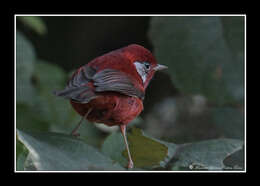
[18, 16, 47, 35]
[171, 138, 244, 170]
[102, 127, 178, 169]
[17, 130, 124, 171]
[149, 16, 244, 106]
[16, 31, 36, 105]
[124, 127, 178, 168]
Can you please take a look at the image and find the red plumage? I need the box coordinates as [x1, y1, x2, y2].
[71, 92, 143, 126]
[54, 44, 167, 169]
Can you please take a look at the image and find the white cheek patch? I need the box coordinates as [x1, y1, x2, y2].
[134, 62, 147, 84]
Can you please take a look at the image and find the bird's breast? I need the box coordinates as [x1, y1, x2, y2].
[70, 92, 143, 126]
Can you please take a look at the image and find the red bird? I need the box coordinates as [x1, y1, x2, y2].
[54, 44, 167, 169]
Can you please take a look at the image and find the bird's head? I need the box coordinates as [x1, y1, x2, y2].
[122, 44, 167, 89]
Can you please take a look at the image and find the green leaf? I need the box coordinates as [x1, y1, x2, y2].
[223, 148, 244, 170]
[16, 103, 50, 132]
[16, 31, 36, 105]
[17, 130, 125, 171]
[124, 127, 177, 168]
[16, 60, 69, 133]
[102, 127, 177, 169]
[18, 16, 47, 35]
[31, 60, 69, 124]
[102, 128, 243, 170]
[172, 138, 244, 170]
[33, 60, 66, 91]
[16, 138, 29, 171]
[101, 132, 128, 167]
[32, 60, 73, 128]
[149, 16, 244, 106]
[24, 153, 37, 171]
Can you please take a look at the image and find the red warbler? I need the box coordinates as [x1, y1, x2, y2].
[54, 44, 167, 169]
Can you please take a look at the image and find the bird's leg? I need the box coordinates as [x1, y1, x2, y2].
[120, 125, 134, 169]
[71, 108, 92, 137]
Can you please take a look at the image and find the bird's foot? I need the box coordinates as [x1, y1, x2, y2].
[71, 132, 80, 137]
[127, 160, 134, 169]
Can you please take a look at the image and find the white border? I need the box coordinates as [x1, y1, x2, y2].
[244, 14, 247, 173]
[15, 14, 246, 173]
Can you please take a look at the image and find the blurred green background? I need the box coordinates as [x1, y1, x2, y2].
[16, 16, 245, 170]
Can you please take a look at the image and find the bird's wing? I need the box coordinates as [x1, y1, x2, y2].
[53, 66, 98, 103]
[92, 69, 145, 100]
[54, 66, 144, 103]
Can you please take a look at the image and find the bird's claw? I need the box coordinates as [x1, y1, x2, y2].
[71, 132, 80, 137]
[127, 160, 134, 169]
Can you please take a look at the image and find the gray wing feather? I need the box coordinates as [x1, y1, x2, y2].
[93, 69, 145, 100]
[54, 66, 144, 103]
[54, 66, 97, 103]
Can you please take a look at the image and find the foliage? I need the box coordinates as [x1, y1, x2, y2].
[18, 16, 47, 35]
[17, 127, 243, 171]
[16, 16, 245, 171]
[17, 130, 124, 171]
[16, 31, 36, 105]
[149, 16, 244, 106]
[171, 138, 243, 170]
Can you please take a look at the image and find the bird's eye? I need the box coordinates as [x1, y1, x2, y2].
[143, 62, 150, 70]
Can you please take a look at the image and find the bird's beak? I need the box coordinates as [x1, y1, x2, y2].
[153, 64, 168, 71]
